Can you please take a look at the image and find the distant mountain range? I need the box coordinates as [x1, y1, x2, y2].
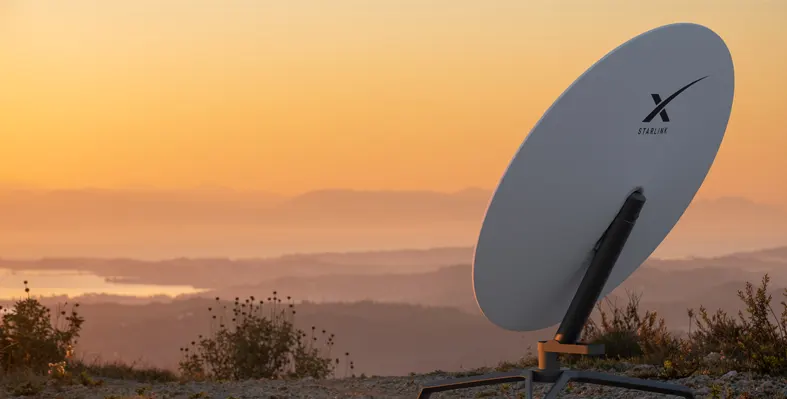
[6, 244, 787, 308]
[0, 187, 489, 228]
[180, 245, 787, 314]
[0, 247, 475, 289]
[4, 187, 783, 229]
[1, 187, 786, 259]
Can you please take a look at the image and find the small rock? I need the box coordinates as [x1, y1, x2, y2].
[721, 370, 738, 379]
[695, 387, 710, 395]
[626, 364, 659, 378]
[705, 352, 722, 363]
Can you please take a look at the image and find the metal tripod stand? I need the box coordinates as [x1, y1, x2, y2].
[416, 190, 695, 399]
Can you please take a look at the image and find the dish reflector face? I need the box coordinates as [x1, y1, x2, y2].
[472, 23, 735, 332]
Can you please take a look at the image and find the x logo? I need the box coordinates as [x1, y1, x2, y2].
[648, 94, 670, 122]
[642, 76, 708, 123]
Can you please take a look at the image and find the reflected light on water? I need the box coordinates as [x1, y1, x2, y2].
[0, 268, 205, 299]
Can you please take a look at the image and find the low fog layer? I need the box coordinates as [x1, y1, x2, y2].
[1, 188, 786, 259]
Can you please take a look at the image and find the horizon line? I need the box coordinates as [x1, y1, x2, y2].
[0, 184, 766, 200]
[0, 184, 496, 196]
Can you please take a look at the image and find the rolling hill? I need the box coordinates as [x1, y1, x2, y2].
[3, 246, 786, 376]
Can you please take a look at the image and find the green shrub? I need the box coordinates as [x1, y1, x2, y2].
[573, 274, 787, 377]
[581, 292, 679, 364]
[591, 330, 643, 359]
[688, 274, 787, 375]
[0, 281, 83, 375]
[178, 292, 342, 380]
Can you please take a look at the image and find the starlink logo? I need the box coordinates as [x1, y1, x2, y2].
[637, 76, 708, 135]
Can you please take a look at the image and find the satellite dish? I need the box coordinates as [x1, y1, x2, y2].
[418, 22, 733, 399]
[474, 22, 733, 332]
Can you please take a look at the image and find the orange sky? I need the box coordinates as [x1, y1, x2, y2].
[1, 1, 786, 202]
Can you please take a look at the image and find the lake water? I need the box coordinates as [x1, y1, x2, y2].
[0, 268, 204, 299]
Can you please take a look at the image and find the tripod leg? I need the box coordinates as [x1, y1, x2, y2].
[545, 370, 695, 399]
[523, 369, 534, 399]
[416, 370, 530, 399]
[544, 372, 573, 399]
[512, 369, 535, 399]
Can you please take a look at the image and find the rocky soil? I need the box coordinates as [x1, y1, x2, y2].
[6, 365, 787, 399]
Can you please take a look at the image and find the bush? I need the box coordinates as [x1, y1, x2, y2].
[572, 274, 787, 378]
[581, 291, 680, 364]
[0, 281, 83, 375]
[178, 291, 345, 380]
[688, 274, 787, 375]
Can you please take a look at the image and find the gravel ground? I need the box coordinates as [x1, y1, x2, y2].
[8, 366, 787, 399]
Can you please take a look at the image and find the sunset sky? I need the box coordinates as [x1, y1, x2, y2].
[1, 1, 786, 202]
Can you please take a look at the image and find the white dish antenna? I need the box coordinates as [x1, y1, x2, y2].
[418, 22, 734, 399]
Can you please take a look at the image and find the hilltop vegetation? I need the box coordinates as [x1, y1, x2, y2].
[1, 275, 786, 398]
[0, 284, 358, 397]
